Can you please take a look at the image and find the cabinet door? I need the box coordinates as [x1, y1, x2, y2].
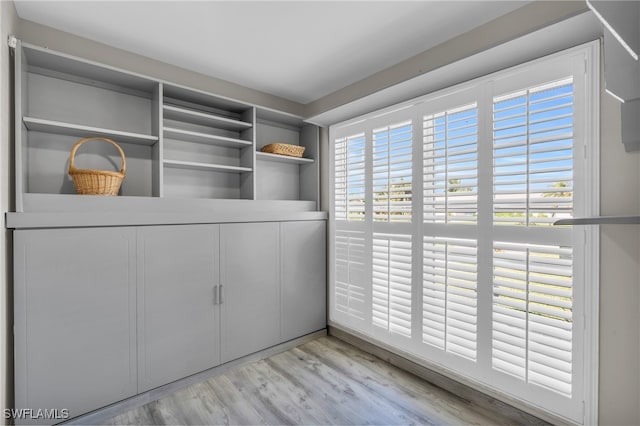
[137, 225, 220, 392]
[220, 222, 280, 362]
[281, 221, 327, 340]
[14, 227, 137, 423]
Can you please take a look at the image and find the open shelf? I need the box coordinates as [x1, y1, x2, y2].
[163, 159, 252, 174]
[164, 127, 252, 148]
[163, 105, 252, 131]
[23, 117, 159, 146]
[256, 151, 314, 164]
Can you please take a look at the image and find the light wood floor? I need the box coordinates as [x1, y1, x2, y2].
[102, 336, 547, 425]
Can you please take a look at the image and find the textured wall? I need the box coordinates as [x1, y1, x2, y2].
[1, 1, 18, 423]
[598, 89, 640, 425]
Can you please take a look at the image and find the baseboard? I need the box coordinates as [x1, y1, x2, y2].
[328, 324, 571, 426]
[64, 329, 327, 425]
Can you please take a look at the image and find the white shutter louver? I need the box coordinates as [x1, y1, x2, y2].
[492, 241, 573, 397]
[423, 237, 478, 361]
[372, 234, 412, 338]
[423, 104, 478, 224]
[493, 78, 574, 226]
[334, 230, 367, 320]
[334, 133, 366, 221]
[373, 121, 412, 222]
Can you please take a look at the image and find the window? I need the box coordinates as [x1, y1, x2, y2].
[334, 133, 365, 221]
[423, 103, 478, 224]
[330, 44, 598, 424]
[373, 121, 413, 222]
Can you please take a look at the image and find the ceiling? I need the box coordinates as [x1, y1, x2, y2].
[13, 1, 532, 104]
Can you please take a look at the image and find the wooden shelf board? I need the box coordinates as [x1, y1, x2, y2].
[164, 127, 252, 148]
[554, 216, 640, 225]
[256, 151, 314, 164]
[23, 117, 158, 145]
[163, 159, 251, 174]
[163, 105, 252, 131]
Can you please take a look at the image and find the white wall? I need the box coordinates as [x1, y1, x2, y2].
[1, 1, 18, 423]
[598, 91, 640, 425]
[16, 20, 304, 117]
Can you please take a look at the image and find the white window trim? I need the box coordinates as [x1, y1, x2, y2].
[328, 41, 599, 425]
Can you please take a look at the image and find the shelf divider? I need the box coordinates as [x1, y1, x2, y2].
[256, 151, 314, 164]
[163, 159, 252, 174]
[23, 117, 159, 146]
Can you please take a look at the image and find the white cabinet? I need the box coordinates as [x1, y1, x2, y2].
[220, 222, 281, 362]
[14, 227, 137, 423]
[13, 220, 326, 422]
[281, 221, 327, 341]
[137, 225, 221, 392]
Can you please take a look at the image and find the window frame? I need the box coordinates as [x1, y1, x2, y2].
[328, 41, 599, 425]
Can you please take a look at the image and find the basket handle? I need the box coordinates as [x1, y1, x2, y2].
[68, 137, 127, 175]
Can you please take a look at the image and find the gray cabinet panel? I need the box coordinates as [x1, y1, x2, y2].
[220, 222, 280, 362]
[137, 225, 220, 392]
[281, 221, 327, 341]
[14, 227, 137, 423]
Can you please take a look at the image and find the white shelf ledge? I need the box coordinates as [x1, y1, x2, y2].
[256, 151, 314, 164]
[163, 159, 251, 173]
[164, 127, 252, 148]
[23, 117, 159, 146]
[554, 216, 640, 225]
[163, 105, 252, 131]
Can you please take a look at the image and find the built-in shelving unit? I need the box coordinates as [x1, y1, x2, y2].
[13, 40, 320, 211]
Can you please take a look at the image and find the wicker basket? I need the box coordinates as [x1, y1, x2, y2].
[68, 137, 126, 196]
[261, 143, 305, 158]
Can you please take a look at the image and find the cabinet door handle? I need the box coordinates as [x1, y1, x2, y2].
[213, 285, 218, 305]
[219, 284, 224, 304]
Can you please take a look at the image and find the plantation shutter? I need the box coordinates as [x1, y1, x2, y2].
[492, 242, 573, 397]
[330, 45, 596, 423]
[334, 133, 366, 222]
[423, 103, 478, 224]
[373, 121, 413, 222]
[491, 77, 576, 398]
[422, 237, 478, 360]
[372, 234, 412, 337]
[493, 78, 574, 226]
[334, 230, 367, 322]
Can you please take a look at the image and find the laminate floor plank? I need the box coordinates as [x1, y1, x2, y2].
[305, 338, 511, 426]
[316, 337, 547, 426]
[204, 375, 267, 426]
[249, 360, 337, 425]
[273, 348, 404, 425]
[299, 340, 459, 425]
[265, 351, 381, 425]
[101, 336, 547, 426]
